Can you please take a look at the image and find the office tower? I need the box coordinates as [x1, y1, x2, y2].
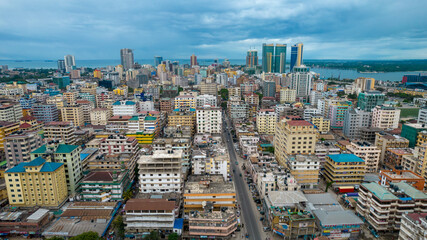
[57, 59, 66, 73]
[262, 44, 274, 72]
[64, 55, 76, 72]
[190, 54, 198, 66]
[154, 56, 163, 67]
[274, 44, 287, 73]
[262, 80, 276, 98]
[120, 48, 134, 70]
[290, 43, 303, 72]
[357, 91, 385, 112]
[289, 65, 312, 101]
[246, 50, 258, 68]
[53, 76, 71, 89]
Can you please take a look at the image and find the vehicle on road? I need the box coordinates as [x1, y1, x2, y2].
[235, 161, 239, 165]
[239, 173, 242, 177]
[233, 169, 235, 173]
[245, 233, 249, 238]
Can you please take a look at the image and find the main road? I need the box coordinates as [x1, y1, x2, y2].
[222, 114, 262, 240]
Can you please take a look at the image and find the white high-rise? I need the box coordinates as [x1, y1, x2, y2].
[289, 65, 312, 101]
[64, 55, 76, 72]
[120, 48, 134, 70]
[196, 105, 222, 134]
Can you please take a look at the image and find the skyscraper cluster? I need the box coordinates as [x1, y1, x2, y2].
[246, 50, 258, 68]
[290, 43, 304, 72]
[262, 43, 287, 73]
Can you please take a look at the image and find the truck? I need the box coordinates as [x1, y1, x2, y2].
[338, 186, 355, 193]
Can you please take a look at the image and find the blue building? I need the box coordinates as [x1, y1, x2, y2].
[19, 97, 36, 109]
[32, 104, 59, 123]
[290, 43, 303, 72]
[154, 56, 163, 66]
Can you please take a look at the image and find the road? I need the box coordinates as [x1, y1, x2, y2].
[222, 115, 262, 240]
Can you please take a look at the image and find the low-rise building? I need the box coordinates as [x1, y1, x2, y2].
[311, 116, 330, 134]
[375, 132, 410, 164]
[79, 171, 130, 201]
[314, 143, 340, 167]
[384, 148, 413, 170]
[90, 108, 112, 125]
[188, 206, 237, 239]
[324, 154, 366, 186]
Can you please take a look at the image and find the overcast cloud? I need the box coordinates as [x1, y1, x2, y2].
[0, 0, 426, 60]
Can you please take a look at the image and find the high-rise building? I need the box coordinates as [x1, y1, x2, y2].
[154, 56, 163, 67]
[371, 105, 400, 130]
[5, 131, 43, 168]
[57, 59, 66, 73]
[262, 43, 274, 73]
[357, 91, 385, 111]
[64, 55, 76, 72]
[343, 108, 372, 139]
[190, 54, 198, 66]
[274, 44, 287, 73]
[262, 80, 276, 98]
[256, 109, 276, 135]
[120, 48, 134, 70]
[289, 65, 312, 101]
[196, 106, 222, 134]
[290, 43, 303, 72]
[246, 50, 258, 68]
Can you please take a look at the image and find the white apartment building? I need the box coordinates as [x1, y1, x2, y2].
[112, 100, 138, 116]
[418, 107, 427, 125]
[256, 109, 276, 135]
[196, 94, 217, 108]
[192, 154, 230, 181]
[138, 150, 183, 193]
[304, 107, 321, 121]
[100, 135, 139, 155]
[196, 106, 222, 134]
[0, 102, 23, 122]
[371, 105, 400, 130]
[279, 88, 296, 103]
[239, 135, 259, 156]
[347, 141, 381, 173]
[90, 108, 112, 125]
[398, 213, 427, 240]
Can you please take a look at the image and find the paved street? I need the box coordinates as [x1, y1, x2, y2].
[223, 115, 263, 240]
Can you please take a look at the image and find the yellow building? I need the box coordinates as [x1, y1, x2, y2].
[174, 95, 196, 109]
[324, 154, 366, 186]
[46, 95, 66, 108]
[126, 131, 155, 145]
[0, 163, 8, 201]
[93, 69, 102, 79]
[168, 109, 196, 133]
[274, 117, 317, 166]
[60, 105, 84, 126]
[311, 116, 330, 134]
[113, 86, 128, 96]
[417, 131, 427, 146]
[279, 87, 296, 103]
[63, 92, 78, 105]
[5, 157, 68, 208]
[256, 109, 276, 135]
[0, 121, 19, 150]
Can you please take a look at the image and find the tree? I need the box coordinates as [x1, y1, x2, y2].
[112, 215, 125, 239]
[325, 181, 334, 192]
[255, 92, 263, 102]
[70, 231, 101, 240]
[47, 237, 64, 240]
[337, 91, 346, 97]
[144, 231, 160, 240]
[221, 102, 227, 110]
[168, 233, 179, 240]
[347, 93, 358, 99]
[219, 88, 229, 100]
[320, 138, 325, 142]
[123, 189, 133, 201]
[178, 87, 184, 93]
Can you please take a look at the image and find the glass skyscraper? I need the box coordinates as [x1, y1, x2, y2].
[262, 43, 287, 73]
[290, 43, 303, 72]
[154, 56, 163, 67]
[262, 43, 274, 73]
[274, 44, 287, 73]
[246, 50, 258, 68]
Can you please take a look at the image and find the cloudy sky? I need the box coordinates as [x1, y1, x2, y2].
[1, 0, 427, 60]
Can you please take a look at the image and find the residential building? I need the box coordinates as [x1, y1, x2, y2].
[138, 150, 183, 193]
[64, 55, 76, 72]
[327, 100, 352, 129]
[244, 93, 259, 106]
[279, 87, 296, 103]
[120, 48, 134, 70]
[256, 109, 276, 135]
[5, 131, 43, 167]
[200, 82, 218, 96]
[60, 105, 84, 126]
[174, 95, 196, 110]
[303, 107, 320, 121]
[196, 94, 217, 107]
[402, 123, 427, 147]
[311, 116, 330, 134]
[31, 143, 83, 195]
[79, 171, 130, 201]
[90, 108, 112, 125]
[289, 65, 312, 101]
[168, 109, 196, 134]
[314, 143, 341, 166]
[357, 91, 385, 111]
[188, 206, 237, 239]
[346, 141, 381, 173]
[159, 98, 173, 113]
[375, 132, 410, 164]
[228, 87, 241, 98]
[0, 102, 23, 122]
[196, 106, 222, 134]
[274, 117, 317, 166]
[229, 103, 249, 120]
[324, 154, 366, 186]
[192, 151, 230, 180]
[43, 121, 77, 145]
[371, 105, 400, 130]
[356, 182, 427, 232]
[100, 134, 139, 155]
[262, 81, 276, 98]
[32, 104, 59, 123]
[190, 54, 197, 66]
[5, 157, 68, 207]
[124, 199, 177, 238]
[112, 100, 138, 116]
[354, 77, 375, 92]
[153, 138, 192, 171]
[287, 155, 320, 189]
[398, 213, 427, 240]
[343, 108, 372, 139]
[418, 107, 427, 125]
[379, 168, 425, 191]
[0, 121, 20, 150]
[384, 148, 413, 170]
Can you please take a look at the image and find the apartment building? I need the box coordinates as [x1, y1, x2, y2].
[192, 150, 230, 181]
[152, 138, 192, 171]
[5, 157, 68, 208]
[196, 106, 222, 134]
[274, 117, 317, 166]
[0, 121, 20, 150]
[228, 87, 241, 98]
[256, 109, 276, 135]
[357, 91, 385, 111]
[112, 100, 138, 116]
[188, 207, 237, 239]
[184, 175, 236, 212]
[379, 168, 425, 191]
[159, 98, 173, 113]
[228, 103, 249, 120]
[174, 95, 196, 110]
[279, 87, 296, 103]
[0, 102, 23, 122]
[199, 82, 218, 96]
[32, 104, 59, 123]
[371, 105, 400, 130]
[324, 154, 366, 186]
[244, 93, 259, 106]
[311, 115, 330, 134]
[60, 105, 84, 126]
[31, 143, 82, 195]
[168, 109, 196, 134]
[384, 148, 413, 169]
[375, 132, 410, 164]
[287, 155, 320, 189]
[314, 143, 341, 166]
[346, 141, 381, 173]
[79, 171, 129, 202]
[402, 123, 427, 147]
[99, 135, 139, 155]
[196, 94, 217, 107]
[43, 121, 77, 145]
[398, 213, 427, 240]
[138, 150, 183, 193]
[326, 100, 352, 129]
[343, 108, 372, 139]
[90, 108, 112, 125]
[5, 131, 43, 167]
[356, 182, 427, 232]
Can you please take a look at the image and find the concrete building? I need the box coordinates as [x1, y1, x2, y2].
[402, 123, 427, 147]
[100, 135, 139, 155]
[262, 80, 276, 98]
[343, 108, 372, 139]
[112, 100, 138, 116]
[398, 213, 427, 240]
[192, 151, 230, 181]
[5, 131, 43, 167]
[0, 121, 19, 150]
[138, 150, 183, 193]
[417, 107, 427, 125]
[60, 105, 84, 126]
[196, 94, 217, 108]
[79, 171, 130, 201]
[0, 102, 23, 122]
[379, 168, 425, 191]
[311, 115, 330, 134]
[346, 141, 381, 173]
[229, 103, 249, 120]
[356, 182, 427, 232]
[279, 87, 296, 103]
[174, 95, 196, 110]
[289, 65, 313, 101]
[274, 117, 317, 166]
[287, 155, 320, 189]
[43, 121, 77, 145]
[90, 108, 112, 125]
[5, 157, 68, 208]
[153, 138, 192, 171]
[168, 109, 196, 134]
[327, 101, 352, 129]
[384, 148, 413, 170]
[31, 143, 82, 195]
[314, 143, 341, 166]
[303, 107, 321, 121]
[196, 106, 222, 134]
[324, 154, 366, 186]
[371, 105, 400, 130]
[375, 132, 409, 164]
[124, 199, 177, 238]
[353, 77, 375, 93]
[256, 109, 276, 135]
[32, 104, 59, 123]
[244, 93, 259, 106]
[200, 82, 218, 96]
[357, 91, 385, 111]
[188, 206, 237, 239]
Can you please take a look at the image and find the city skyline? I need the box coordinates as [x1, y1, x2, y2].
[0, 0, 427, 60]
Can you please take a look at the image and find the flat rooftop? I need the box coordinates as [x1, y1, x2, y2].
[381, 170, 422, 180]
[185, 175, 235, 194]
[313, 210, 363, 227]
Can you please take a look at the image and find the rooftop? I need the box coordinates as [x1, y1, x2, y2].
[393, 182, 427, 200]
[287, 120, 313, 127]
[327, 154, 364, 163]
[362, 182, 398, 201]
[267, 191, 307, 207]
[185, 175, 235, 194]
[313, 210, 363, 227]
[125, 199, 175, 211]
[6, 157, 63, 173]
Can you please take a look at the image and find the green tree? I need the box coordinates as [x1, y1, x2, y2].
[255, 92, 263, 102]
[144, 231, 160, 240]
[347, 93, 358, 99]
[47, 237, 64, 240]
[337, 91, 346, 97]
[219, 88, 229, 100]
[178, 87, 183, 93]
[221, 102, 228, 110]
[123, 189, 133, 201]
[70, 231, 101, 240]
[325, 181, 334, 192]
[112, 215, 125, 239]
[168, 233, 179, 240]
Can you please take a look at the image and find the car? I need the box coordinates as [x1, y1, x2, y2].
[239, 173, 242, 177]
[233, 169, 235, 173]
[235, 161, 239, 165]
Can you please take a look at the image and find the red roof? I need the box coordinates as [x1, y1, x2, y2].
[21, 115, 36, 121]
[109, 115, 132, 120]
[19, 123, 32, 128]
[125, 199, 175, 211]
[287, 120, 312, 126]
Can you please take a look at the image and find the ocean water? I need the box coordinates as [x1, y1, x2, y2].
[0, 59, 424, 82]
